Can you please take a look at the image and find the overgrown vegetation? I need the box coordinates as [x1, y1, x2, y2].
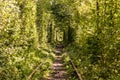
[0, 0, 120, 80]
[0, 0, 54, 79]
[66, 0, 120, 80]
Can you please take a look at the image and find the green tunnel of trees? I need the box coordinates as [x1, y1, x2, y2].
[0, 0, 120, 80]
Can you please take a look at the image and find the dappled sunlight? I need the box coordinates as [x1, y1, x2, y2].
[0, 0, 120, 80]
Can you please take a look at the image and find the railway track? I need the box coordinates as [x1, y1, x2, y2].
[48, 44, 83, 80]
[27, 44, 83, 80]
[67, 53, 83, 80]
[48, 45, 68, 80]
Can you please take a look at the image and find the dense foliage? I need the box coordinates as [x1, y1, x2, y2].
[0, 0, 54, 79]
[0, 0, 120, 80]
[66, 0, 120, 80]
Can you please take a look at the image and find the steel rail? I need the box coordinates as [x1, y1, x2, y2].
[66, 51, 83, 80]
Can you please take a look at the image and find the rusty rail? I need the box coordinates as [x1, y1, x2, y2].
[26, 62, 43, 80]
[66, 51, 83, 80]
